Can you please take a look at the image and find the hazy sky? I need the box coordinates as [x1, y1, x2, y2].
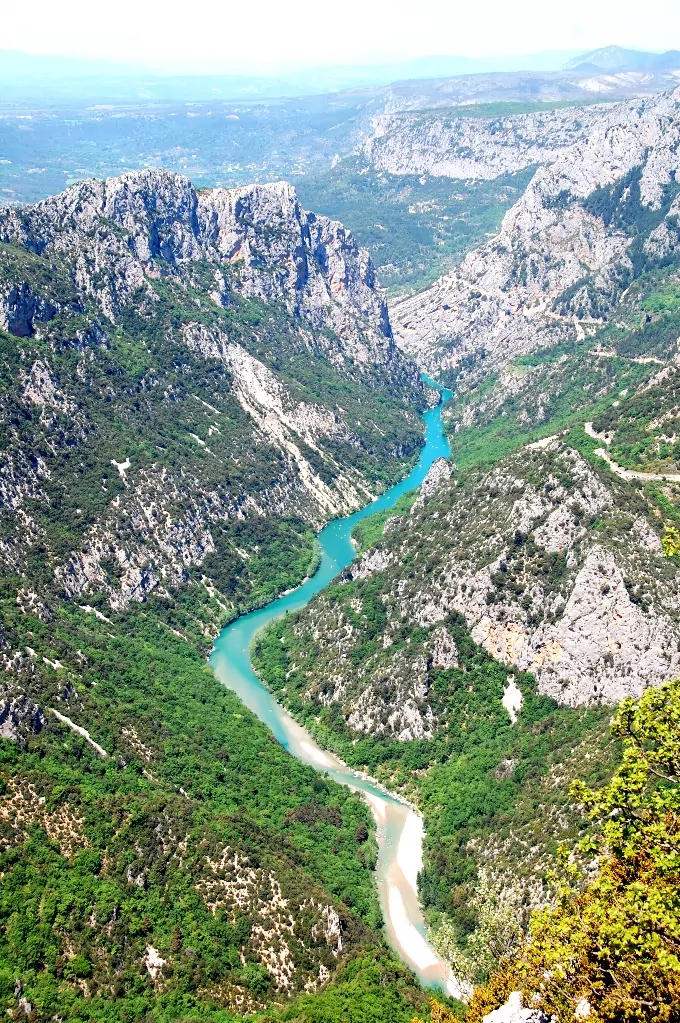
[4, 0, 680, 72]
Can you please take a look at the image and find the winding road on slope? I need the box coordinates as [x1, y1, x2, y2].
[585, 422, 680, 482]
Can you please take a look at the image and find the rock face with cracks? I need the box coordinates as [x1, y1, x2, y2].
[391, 88, 680, 384]
[0, 170, 425, 616]
[0, 170, 412, 388]
[276, 438, 680, 716]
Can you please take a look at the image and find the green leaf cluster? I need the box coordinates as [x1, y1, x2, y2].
[470, 679, 680, 1022]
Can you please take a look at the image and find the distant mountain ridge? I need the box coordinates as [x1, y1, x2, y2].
[0, 48, 582, 103]
[4, 45, 676, 106]
[565, 45, 680, 72]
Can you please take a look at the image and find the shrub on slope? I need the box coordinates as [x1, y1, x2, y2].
[469, 679, 680, 1022]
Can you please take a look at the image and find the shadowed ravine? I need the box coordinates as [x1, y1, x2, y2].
[210, 382, 463, 998]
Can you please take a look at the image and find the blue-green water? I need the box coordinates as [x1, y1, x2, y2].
[210, 386, 462, 996]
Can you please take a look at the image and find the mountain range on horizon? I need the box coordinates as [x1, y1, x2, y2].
[2, 43, 680, 105]
[565, 43, 680, 71]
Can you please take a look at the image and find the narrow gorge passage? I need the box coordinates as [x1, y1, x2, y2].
[210, 384, 464, 998]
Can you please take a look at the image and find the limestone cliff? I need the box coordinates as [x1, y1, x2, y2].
[0, 171, 424, 617]
[274, 437, 680, 716]
[0, 170, 414, 388]
[363, 105, 610, 182]
[391, 87, 680, 383]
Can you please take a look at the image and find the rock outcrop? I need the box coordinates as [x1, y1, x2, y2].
[482, 992, 549, 1023]
[363, 104, 610, 181]
[417, 457, 452, 500]
[0, 281, 56, 337]
[391, 88, 680, 383]
[0, 688, 46, 742]
[0, 170, 414, 390]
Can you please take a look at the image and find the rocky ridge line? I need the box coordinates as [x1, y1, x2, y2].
[0, 169, 417, 392]
[362, 104, 612, 181]
[390, 87, 680, 382]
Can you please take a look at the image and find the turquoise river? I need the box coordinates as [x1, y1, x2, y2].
[210, 385, 462, 998]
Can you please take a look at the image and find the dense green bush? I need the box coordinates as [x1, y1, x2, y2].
[469, 679, 680, 1022]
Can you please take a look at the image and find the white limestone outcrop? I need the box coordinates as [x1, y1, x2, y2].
[391, 88, 680, 382]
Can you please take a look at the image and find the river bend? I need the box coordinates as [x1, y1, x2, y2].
[210, 386, 461, 997]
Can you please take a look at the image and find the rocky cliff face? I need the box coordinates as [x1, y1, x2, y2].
[391, 88, 680, 383]
[275, 437, 680, 716]
[363, 105, 609, 181]
[0, 170, 409, 386]
[0, 280, 58, 337]
[0, 171, 424, 617]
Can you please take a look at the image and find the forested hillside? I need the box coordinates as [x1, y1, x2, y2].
[0, 171, 435, 1022]
[296, 163, 534, 294]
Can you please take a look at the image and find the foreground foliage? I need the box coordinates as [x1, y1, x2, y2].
[258, 950, 437, 1023]
[469, 679, 680, 1022]
[431, 870, 523, 988]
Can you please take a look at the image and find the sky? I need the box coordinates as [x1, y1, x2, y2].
[2, 0, 680, 73]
